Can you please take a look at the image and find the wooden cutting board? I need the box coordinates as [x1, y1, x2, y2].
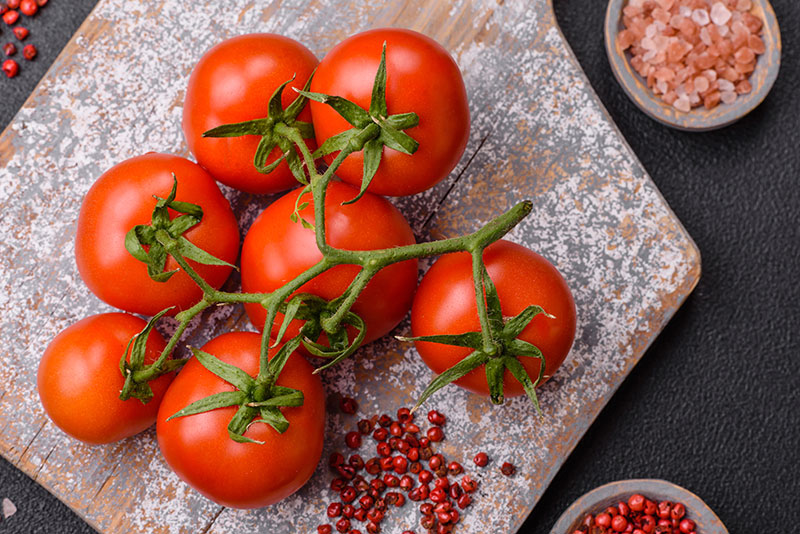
[0, 1, 701, 532]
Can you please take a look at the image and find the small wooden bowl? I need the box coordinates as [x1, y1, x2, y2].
[549, 479, 728, 534]
[605, 0, 781, 131]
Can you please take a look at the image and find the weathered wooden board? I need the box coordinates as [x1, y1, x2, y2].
[0, 1, 700, 533]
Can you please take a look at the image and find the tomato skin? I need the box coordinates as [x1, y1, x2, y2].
[241, 181, 418, 345]
[156, 332, 325, 508]
[310, 28, 469, 197]
[37, 313, 172, 445]
[75, 153, 240, 316]
[183, 34, 319, 194]
[411, 240, 576, 397]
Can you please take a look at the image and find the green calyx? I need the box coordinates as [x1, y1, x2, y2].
[298, 42, 420, 204]
[167, 338, 305, 444]
[125, 176, 236, 282]
[399, 257, 554, 412]
[203, 74, 316, 185]
[119, 309, 186, 403]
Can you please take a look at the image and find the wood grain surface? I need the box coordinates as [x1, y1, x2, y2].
[0, 1, 700, 533]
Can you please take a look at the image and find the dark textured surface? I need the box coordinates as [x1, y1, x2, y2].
[0, 1, 797, 533]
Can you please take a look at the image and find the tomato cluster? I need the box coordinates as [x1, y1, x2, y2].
[37, 29, 576, 511]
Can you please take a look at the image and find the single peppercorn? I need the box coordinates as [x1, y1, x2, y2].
[318, 525, 333, 534]
[2, 58, 18, 78]
[19, 0, 37, 16]
[3, 9, 19, 25]
[22, 43, 36, 60]
[3, 42, 16, 56]
[335, 517, 350, 533]
[345, 431, 362, 449]
[427, 426, 444, 442]
[7, 0, 21, 9]
[12, 26, 28, 40]
[427, 409, 446, 426]
[473, 451, 489, 467]
[500, 461, 516, 476]
[340, 396, 358, 414]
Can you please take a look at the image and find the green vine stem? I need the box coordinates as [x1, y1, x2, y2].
[119, 41, 546, 439]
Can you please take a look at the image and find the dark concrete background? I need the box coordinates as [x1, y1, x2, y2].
[1, 1, 798, 532]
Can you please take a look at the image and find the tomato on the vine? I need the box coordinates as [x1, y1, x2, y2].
[75, 153, 240, 316]
[241, 181, 418, 345]
[37, 313, 172, 445]
[156, 332, 325, 508]
[183, 34, 318, 194]
[310, 28, 470, 196]
[411, 240, 576, 397]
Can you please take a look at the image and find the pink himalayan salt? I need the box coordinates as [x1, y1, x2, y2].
[721, 90, 737, 104]
[674, 96, 691, 112]
[618, 0, 766, 112]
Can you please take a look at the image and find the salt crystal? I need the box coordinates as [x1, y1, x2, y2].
[710, 2, 732, 26]
[646, 23, 658, 39]
[642, 37, 657, 51]
[655, 0, 675, 10]
[643, 49, 657, 62]
[656, 80, 668, 94]
[716, 24, 729, 37]
[674, 97, 692, 112]
[736, 0, 752, 11]
[692, 9, 710, 26]
[718, 79, 735, 92]
[655, 20, 667, 32]
[700, 27, 713, 46]
[2, 498, 16, 519]
[694, 75, 710, 92]
[689, 92, 701, 106]
[721, 91, 737, 104]
[670, 15, 684, 29]
[703, 69, 718, 81]
[680, 6, 692, 17]
[676, 85, 688, 99]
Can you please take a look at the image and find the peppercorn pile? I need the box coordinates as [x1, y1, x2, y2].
[572, 494, 697, 534]
[1, 0, 45, 78]
[318, 399, 517, 534]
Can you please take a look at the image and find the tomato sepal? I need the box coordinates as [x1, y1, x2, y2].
[119, 308, 176, 403]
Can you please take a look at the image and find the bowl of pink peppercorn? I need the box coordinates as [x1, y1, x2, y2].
[605, 0, 781, 131]
[549, 479, 728, 534]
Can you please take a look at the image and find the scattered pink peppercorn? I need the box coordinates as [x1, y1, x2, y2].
[3, 9, 19, 25]
[427, 409, 446, 426]
[340, 396, 358, 414]
[2, 58, 18, 78]
[500, 461, 516, 476]
[318, 525, 333, 534]
[36, 0, 48, 6]
[472, 451, 489, 467]
[3, 42, 16, 56]
[19, 0, 37, 16]
[12, 26, 28, 40]
[345, 431, 362, 449]
[7, 0, 20, 9]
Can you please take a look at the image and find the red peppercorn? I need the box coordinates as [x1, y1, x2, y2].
[2, 58, 18, 78]
[596, 513, 612, 527]
[611, 515, 628, 531]
[19, 0, 36, 16]
[420, 515, 435, 529]
[427, 409, 446, 426]
[348, 530, 362, 534]
[331, 478, 346, 492]
[3, 9, 19, 25]
[330, 452, 345, 468]
[419, 438, 431, 449]
[366, 522, 380, 534]
[366, 508, 384, 523]
[447, 461, 463, 475]
[340, 487, 357, 503]
[433, 477, 449, 491]
[372, 428, 388, 441]
[36, 0, 48, 5]
[393, 455, 408, 474]
[632, 530, 646, 534]
[501, 461, 516, 476]
[670, 502, 685, 520]
[7, 0, 20, 9]
[383, 473, 399, 487]
[473, 452, 489, 467]
[640, 515, 656, 533]
[335, 518, 350, 533]
[365, 458, 381, 475]
[406, 447, 420, 462]
[457, 493, 471, 509]
[396, 407, 412, 423]
[643, 499, 657, 515]
[618, 502, 630, 517]
[327, 502, 343, 518]
[419, 470, 433, 484]
[628, 494, 645, 512]
[3, 42, 16, 56]
[429, 487, 447, 503]
[358, 419, 374, 434]
[437, 511, 451, 524]
[376, 442, 391, 457]
[349, 455, 365, 471]
[449, 483, 463, 500]
[12, 26, 28, 40]
[378, 414, 392, 427]
[337, 465, 355, 480]
[679, 519, 695, 533]
[657, 501, 672, 519]
[379, 456, 393, 471]
[428, 454, 443, 470]
[354, 508, 367, 522]
[427, 426, 445, 442]
[409, 461, 422, 474]
[345, 431, 362, 449]
[405, 435, 420, 448]
[340, 396, 358, 414]
[460, 475, 478, 493]
[318, 525, 333, 534]
[404, 422, 420, 434]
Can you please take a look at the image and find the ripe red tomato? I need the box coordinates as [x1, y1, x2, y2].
[37, 313, 172, 445]
[75, 153, 240, 316]
[310, 28, 469, 196]
[411, 240, 576, 397]
[241, 181, 418, 345]
[183, 34, 319, 194]
[156, 332, 325, 508]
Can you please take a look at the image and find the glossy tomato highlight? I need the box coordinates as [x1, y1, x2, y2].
[241, 181, 418, 345]
[310, 28, 469, 196]
[183, 34, 318, 194]
[156, 332, 325, 508]
[411, 240, 576, 397]
[38, 313, 172, 445]
[75, 153, 240, 316]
